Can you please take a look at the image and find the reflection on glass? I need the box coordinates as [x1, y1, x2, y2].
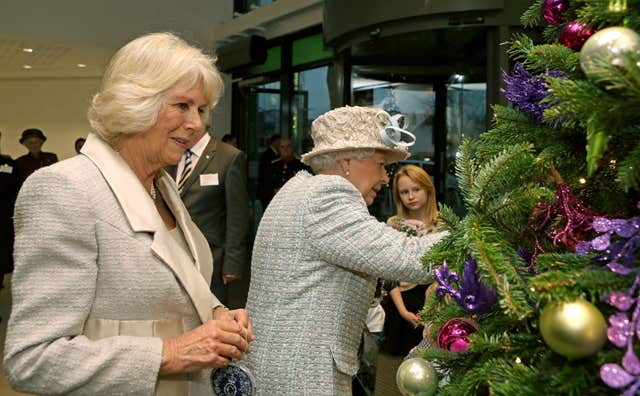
[293, 66, 331, 157]
[445, 81, 487, 216]
[235, 0, 274, 14]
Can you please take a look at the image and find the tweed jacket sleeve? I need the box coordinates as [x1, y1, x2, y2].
[4, 166, 163, 395]
[305, 175, 447, 282]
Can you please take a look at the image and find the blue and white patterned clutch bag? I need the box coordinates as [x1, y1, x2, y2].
[211, 362, 255, 396]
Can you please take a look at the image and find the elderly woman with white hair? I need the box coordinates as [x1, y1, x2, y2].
[4, 32, 253, 395]
[245, 106, 448, 394]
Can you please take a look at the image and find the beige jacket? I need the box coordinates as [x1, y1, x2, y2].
[4, 133, 220, 395]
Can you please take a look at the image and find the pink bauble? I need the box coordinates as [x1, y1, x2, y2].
[560, 22, 597, 51]
[541, 0, 569, 25]
[437, 317, 478, 352]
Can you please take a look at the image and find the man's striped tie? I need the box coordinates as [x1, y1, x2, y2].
[177, 150, 194, 193]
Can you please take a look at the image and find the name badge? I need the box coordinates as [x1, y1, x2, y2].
[200, 173, 219, 186]
[0, 164, 12, 174]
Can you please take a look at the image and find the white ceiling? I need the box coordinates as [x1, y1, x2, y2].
[0, 0, 233, 79]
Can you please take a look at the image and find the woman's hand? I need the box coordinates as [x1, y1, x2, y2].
[403, 219, 428, 235]
[159, 318, 251, 375]
[400, 310, 422, 328]
[212, 307, 255, 342]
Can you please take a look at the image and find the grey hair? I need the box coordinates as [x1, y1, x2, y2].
[306, 149, 376, 173]
[88, 32, 223, 148]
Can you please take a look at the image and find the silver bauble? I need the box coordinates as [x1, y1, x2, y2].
[396, 357, 439, 396]
[580, 26, 640, 81]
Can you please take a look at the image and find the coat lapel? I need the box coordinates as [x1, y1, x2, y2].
[81, 133, 214, 324]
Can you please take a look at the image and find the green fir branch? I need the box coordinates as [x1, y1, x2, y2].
[617, 142, 640, 191]
[455, 139, 478, 208]
[521, 0, 545, 27]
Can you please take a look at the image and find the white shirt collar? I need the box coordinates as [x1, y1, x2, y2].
[189, 133, 210, 158]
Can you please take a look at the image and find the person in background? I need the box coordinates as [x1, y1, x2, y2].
[74, 137, 86, 154]
[257, 133, 281, 209]
[270, 137, 306, 195]
[221, 133, 238, 148]
[4, 32, 253, 396]
[14, 128, 58, 187]
[381, 164, 440, 357]
[167, 129, 251, 309]
[0, 131, 17, 297]
[245, 106, 448, 394]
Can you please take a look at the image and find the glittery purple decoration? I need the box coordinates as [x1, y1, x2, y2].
[541, 0, 569, 25]
[530, 184, 596, 251]
[501, 63, 566, 123]
[435, 258, 498, 314]
[578, 203, 640, 394]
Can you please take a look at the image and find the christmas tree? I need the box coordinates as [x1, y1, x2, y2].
[404, 1, 640, 395]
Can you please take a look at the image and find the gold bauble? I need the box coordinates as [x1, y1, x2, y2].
[539, 298, 607, 359]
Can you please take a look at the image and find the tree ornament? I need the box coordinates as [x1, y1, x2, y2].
[435, 258, 498, 314]
[395, 357, 439, 396]
[539, 298, 607, 359]
[560, 21, 597, 51]
[580, 26, 640, 81]
[437, 317, 478, 352]
[541, 0, 569, 25]
[501, 63, 566, 123]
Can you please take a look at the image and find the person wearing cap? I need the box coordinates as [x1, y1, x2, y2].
[244, 106, 449, 394]
[14, 128, 58, 187]
[4, 32, 253, 396]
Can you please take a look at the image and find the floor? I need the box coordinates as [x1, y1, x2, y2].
[0, 274, 402, 395]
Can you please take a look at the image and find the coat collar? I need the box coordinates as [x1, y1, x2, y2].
[81, 133, 214, 324]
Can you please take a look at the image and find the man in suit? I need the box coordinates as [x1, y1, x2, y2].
[167, 130, 251, 308]
[257, 133, 281, 210]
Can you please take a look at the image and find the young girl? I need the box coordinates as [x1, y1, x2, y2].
[382, 164, 439, 356]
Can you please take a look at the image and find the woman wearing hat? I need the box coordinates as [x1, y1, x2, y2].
[245, 106, 449, 394]
[4, 32, 253, 395]
[14, 128, 58, 187]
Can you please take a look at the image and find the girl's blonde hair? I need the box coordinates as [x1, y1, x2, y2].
[392, 164, 438, 228]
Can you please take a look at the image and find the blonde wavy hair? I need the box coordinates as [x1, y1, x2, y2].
[88, 32, 223, 148]
[392, 164, 439, 229]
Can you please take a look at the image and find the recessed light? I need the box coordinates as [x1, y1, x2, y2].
[22, 48, 33, 53]
[22, 65, 32, 69]
[77, 63, 87, 68]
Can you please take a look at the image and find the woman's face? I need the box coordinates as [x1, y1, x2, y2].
[121, 79, 207, 169]
[347, 151, 389, 206]
[397, 175, 427, 212]
[23, 137, 43, 155]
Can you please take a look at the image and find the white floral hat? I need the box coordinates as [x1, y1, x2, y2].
[300, 106, 415, 165]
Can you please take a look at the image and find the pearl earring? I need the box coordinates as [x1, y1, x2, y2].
[345, 170, 350, 177]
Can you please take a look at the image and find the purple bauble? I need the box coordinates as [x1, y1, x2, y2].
[560, 21, 597, 51]
[437, 317, 478, 352]
[541, 0, 569, 25]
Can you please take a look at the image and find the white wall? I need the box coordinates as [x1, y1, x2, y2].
[0, 78, 100, 160]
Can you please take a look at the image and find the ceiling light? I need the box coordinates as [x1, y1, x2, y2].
[77, 63, 87, 68]
[22, 65, 32, 69]
[22, 48, 33, 53]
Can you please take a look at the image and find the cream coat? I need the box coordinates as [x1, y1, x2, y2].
[4, 133, 220, 395]
[245, 171, 447, 395]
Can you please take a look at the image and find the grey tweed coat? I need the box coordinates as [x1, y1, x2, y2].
[245, 171, 447, 395]
[4, 133, 221, 395]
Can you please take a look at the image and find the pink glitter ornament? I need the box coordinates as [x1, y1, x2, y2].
[436, 317, 478, 352]
[541, 0, 569, 25]
[560, 21, 597, 51]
